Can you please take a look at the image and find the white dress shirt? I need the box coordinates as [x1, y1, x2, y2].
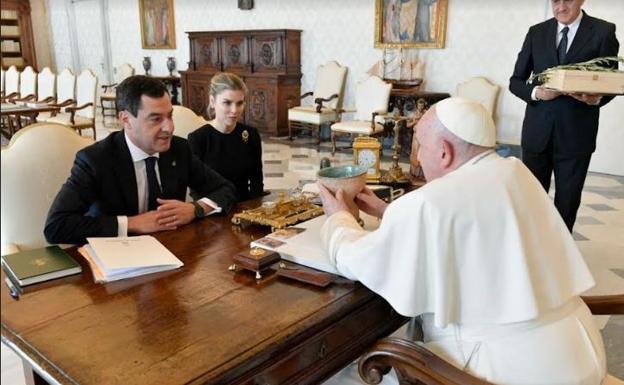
[531, 11, 583, 101]
[117, 132, 221, 236]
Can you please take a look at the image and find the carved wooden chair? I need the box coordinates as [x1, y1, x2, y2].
[456, 77, 500, 118]
[330, 75, 392, 155]
[287, 60, 348, 145]
[1, 123, 92, 256]
[37, 68, 76, 123]
[47, 69, 98, 140]
[1, 65, 20, 102]
[358, 294, 624, 385]
[12, 66, 37, 104]
[100, 63, 135, 127]
[34, 67, 57, 104]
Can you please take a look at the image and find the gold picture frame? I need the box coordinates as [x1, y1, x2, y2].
[374, 0, 448, 49]
[139, 0, 176, 49]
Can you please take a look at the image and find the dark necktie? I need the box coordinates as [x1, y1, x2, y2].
[558, 26, 569, 64]
[145, 156, 161, 211]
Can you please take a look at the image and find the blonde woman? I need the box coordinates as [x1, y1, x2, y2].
[188, 72, 264, 201]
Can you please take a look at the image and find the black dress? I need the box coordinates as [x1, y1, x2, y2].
[188, 123, 264, 202]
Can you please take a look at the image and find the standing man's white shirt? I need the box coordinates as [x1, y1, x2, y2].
[322, 153, 605, 385]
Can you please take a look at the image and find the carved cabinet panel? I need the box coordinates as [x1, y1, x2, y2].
[221, 36, 250, 72]
[192, 36, 220, 72]
[182, 29, 301, 137]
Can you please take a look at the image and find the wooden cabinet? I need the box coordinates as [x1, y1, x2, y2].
[1, 0, 36, 70]
[181, 29, 301, 137]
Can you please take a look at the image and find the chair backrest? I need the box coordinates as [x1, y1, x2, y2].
[456, 77, 500, 117]
[115, 63, 135, 84]
[1, 123, 93, 252]
[19, 66, 37, 98]
[57, 68, 76, 103]
[5, 65, 19, 95]
[1, 68, 4, 94]
[355, 76, 392, 121]
[172, 105, 208, 139]
[312, 60, 348, 110]
[37, 67, 56, 102]
[75, 69, 98, 119]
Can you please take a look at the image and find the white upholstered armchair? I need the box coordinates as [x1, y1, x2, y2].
[37, 68, 76, 123]
[330, 75, 392, 155]
[1, 65, 20, 102]
[172, 105, 208, 139]
[1, 123, 93, 255]
[288, 60, 348, 145]
[456, 77, 500, 117]
[12, 66, 37, 103]
[47, 69, 98, 139]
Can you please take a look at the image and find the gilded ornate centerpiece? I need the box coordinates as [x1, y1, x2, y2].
[232, 191, 323, 231]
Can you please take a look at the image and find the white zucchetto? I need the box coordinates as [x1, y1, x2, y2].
[435, 97, 496, 147]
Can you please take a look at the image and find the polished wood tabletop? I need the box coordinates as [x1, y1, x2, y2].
[1, 198, 406, 385]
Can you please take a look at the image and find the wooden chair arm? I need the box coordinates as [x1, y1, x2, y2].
[65, 102, 93, 113]
[101, 83, 118, 92]
[359, 337, 493, 385]
[581, 294, 624, 315]
[313, 93, 338, 113]
[12, 94, 36, 103]
[49, 99, 75, 108]
[65, 103, 93, 125]
[2, 92, 20, 102]
[37, 96, 56, 104]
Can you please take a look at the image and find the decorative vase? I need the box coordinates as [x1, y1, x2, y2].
[166, 57, 176, 76]
[142, 57, 151, 75]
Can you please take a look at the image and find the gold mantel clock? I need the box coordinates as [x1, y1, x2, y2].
[353, 136, 382, 182]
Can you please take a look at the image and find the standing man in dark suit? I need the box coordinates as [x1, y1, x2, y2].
[45, 76, 238, 245]
[509, 0, 619, 231]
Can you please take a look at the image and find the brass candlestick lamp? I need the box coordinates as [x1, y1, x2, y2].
[380, 116, 411, 184]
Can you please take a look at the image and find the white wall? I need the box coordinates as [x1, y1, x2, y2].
[40, 0, 623, 174]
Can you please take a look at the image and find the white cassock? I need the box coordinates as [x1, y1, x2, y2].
[322, 152, 606, 385]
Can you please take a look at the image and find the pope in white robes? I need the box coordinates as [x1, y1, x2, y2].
[321, 97, 606, 385]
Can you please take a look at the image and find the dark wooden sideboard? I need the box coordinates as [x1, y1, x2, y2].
[181, 29, 302, 137]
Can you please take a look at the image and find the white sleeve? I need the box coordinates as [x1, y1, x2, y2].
[117, 216, 128, 237]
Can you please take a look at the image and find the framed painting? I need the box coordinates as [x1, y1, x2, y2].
[375, 0, 448, 49]
[139, 0, 176, 49]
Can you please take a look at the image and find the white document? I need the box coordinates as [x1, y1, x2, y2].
[251, 213, 380, 276]
[82, 235, 183, 283]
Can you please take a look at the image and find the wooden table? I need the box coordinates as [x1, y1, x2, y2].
[1, 104, 61, 139]
[1, 199, 407, 385]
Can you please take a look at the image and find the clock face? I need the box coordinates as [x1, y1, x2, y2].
[358, 149, 377, 170]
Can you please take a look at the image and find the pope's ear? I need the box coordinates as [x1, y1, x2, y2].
[440, 139, 454, 169]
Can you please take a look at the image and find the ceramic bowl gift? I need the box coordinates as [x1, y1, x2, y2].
[317, 165, 367, 200]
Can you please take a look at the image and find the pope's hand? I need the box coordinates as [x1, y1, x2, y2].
[355, 187, 388, 219]
[318, 183, 359, 219]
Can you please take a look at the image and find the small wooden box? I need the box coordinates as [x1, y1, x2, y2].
[544, 69, 624, 95]
[231, 248, 280, 279]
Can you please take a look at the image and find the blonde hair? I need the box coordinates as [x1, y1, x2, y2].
[207, 72, 247, 118]
[209, 72, 247, 98]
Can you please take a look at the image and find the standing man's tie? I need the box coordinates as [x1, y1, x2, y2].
[558, 26, 569, 64]
[145, 156, 161, 211]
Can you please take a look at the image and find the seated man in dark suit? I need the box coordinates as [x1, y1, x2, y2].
[45, 75, 238, 245]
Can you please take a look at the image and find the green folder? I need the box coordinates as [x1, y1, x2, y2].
[1, 246, 82, 286]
